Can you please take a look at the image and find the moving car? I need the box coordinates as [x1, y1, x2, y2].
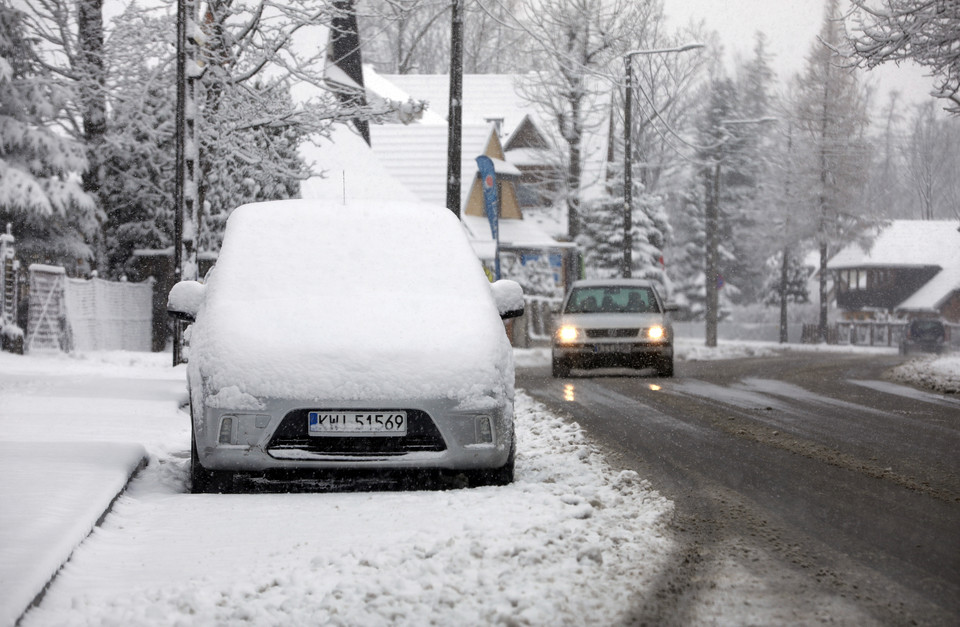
[167, 199, 523, 492]
[899, 318, 947, 355]
[552, 279, 675, 378]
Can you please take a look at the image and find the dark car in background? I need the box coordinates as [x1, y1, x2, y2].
[899, 318, 947, 355]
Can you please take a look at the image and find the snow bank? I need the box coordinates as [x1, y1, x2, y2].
[890, 354, 960, 394]
[0, 442, 146, 627]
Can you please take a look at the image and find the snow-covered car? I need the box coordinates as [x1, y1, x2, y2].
[552, 279, 676, 378]
[167, 199, 523, 492]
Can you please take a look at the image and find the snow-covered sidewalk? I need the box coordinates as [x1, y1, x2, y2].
[0, 351, 675, 626]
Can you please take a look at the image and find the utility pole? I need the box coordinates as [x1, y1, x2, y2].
[703, 117, 776, 348]
[622, 44, 703, 278]
[445, 0, 463, 218]
[174, 0, 200, 365]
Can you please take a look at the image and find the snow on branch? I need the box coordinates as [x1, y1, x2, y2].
[847, 0, 960, 114]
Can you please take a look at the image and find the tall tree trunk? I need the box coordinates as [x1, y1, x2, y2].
[779, 246, 790, 343]
[78, 0, 106, 271]
[566, 96, 582, 239]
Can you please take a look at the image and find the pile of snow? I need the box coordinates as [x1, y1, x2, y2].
[890, 354, 960, 394]
[0, 351, 676, 626]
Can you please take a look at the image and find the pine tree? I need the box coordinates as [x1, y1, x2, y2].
[667, 185, 707, 319]
[761, 250, 810, 306]
[577, 161, 671, 293]
[793, 0, 871, 340]
[0, 5, 97, 270]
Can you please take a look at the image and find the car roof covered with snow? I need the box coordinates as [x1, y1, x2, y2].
[189, 198, 513, 403]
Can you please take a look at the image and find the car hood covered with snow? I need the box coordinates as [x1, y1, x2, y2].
[187, 199, 514, 405]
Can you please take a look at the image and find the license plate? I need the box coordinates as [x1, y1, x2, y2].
[595, 344, 624, 353]
[307, 411, 407, 436]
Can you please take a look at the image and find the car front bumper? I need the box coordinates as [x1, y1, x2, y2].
[193, 396, 514, 473]
[552, 342, 672, 368]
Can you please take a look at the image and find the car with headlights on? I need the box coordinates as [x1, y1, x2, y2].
[167, 199, 524, 493]
[551, 279, 676, 378]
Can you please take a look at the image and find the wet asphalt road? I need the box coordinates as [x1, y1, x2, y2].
[518, 351, 960, 625]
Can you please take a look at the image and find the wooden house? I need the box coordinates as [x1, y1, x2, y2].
[827, 220, 960, 322]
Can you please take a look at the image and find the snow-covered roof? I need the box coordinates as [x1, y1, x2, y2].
[462, 214, 576, 259]
[898, 263, 960, 312]
[827, 220, 960, 312]
[827, 220, 960, 269]
[299, 125, 417, 203]
[381, 73, 543, 136]
[369, 123, 494, 207]
[364, 69, 611, 211]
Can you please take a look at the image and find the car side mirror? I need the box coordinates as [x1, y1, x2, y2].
[664, 303, 680, 313]
[491, 279, 524, 320]
[167, 280, 205, 323]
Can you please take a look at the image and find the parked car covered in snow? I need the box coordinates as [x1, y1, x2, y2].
[552, 279, 676, 378]
[899, 318, 947, 355]
[167, 199, 523, 492]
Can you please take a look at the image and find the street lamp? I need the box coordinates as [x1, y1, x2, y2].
[704, 117, 777, 347]
[622, 43, 703, 279]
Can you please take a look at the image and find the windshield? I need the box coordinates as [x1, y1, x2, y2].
[564, 286, 660, 314]
[909, 320, 945, 337]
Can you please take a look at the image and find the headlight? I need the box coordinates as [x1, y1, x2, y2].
[556, 325, 580, 343]
[647, 325, 665, 340]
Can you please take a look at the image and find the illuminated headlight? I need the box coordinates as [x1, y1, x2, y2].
[556, 325, 580, 343]
[647, 325, 666, 340]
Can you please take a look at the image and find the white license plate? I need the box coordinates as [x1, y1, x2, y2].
[307, 411, 407, 436]
[595, 344, 625, 353]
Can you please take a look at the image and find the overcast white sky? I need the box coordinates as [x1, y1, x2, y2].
[661, 0, 936, 108]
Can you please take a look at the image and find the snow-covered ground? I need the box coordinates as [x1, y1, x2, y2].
[2, 341, 956, 626]
[0, 350, 674, 626]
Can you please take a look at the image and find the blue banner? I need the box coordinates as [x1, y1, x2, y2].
[475, 156, 501, 279]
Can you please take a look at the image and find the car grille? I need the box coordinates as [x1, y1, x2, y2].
[266, 409, 446, 457]
[585, 328, 639, 339]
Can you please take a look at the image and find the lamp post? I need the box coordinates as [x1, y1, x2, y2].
[622, 43, 703, 278]
[704, 117, 777, 347]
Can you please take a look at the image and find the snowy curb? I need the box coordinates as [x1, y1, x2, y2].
[889, 354, 960, 394]
[0, 442, 147, 627]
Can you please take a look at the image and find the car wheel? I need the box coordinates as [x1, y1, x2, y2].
[552, 356, 571, 378]
[190, 422, 233, 494]
[657, 356, 674, 378]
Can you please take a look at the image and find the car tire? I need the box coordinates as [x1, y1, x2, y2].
[552, 356, 571, 378]
[190, 421, 234, 494]
[657, 356, 674, 378]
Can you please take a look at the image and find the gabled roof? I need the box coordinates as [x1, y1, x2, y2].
[382, 73, 542, 136]
[827, 220, 960, 269]
[300, 125, 417, 203]
[827, 220, 960, 312]
[364, 69, 612, 210]
[369, 123, 494, 207]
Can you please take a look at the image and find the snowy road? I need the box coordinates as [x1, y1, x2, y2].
[2, 352, 675, 626]
[519, 349, 960, 625]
